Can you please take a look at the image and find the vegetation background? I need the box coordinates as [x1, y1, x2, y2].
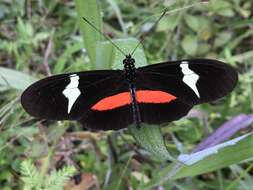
[0, 0, 252, 189]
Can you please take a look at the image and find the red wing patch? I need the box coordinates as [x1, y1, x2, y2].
[136, 90, 176, 103]
[91, 90, 176, 111]
[92, 92, 131, 111]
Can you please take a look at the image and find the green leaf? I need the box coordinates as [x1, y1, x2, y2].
[17, 17, 34, 39]
[157, 14, 182, 31]
[209, 0, 234, 17]
[20, 159, 42, 189]
[53, 41, 84, 74]
[181, 35, 198, 56]
[95, 40, 115, 70]
[0, 67, 37, 91]
[175, 133, 253, 179]
[33, 32, 50, 45]
[28, 140, 48, 158]
[96, 38, 147, 70]
[6, 127, 39, 138]
[214, 31, 232, 48]
[45, 166, 76, 190]
[47, 124, 69, 143]
[129, 124, 175, 161]
[146, 132, 253, 188]
[20, 159, 75, 190]
[75, 0, 102, 67]
[184, 15, 200, 32]
[184, 15, 211, 40]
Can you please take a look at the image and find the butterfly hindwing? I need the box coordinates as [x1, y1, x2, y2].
[81, 105, 133, 130]
[136, 100, 192, 125]
[21, 70, 125, 121]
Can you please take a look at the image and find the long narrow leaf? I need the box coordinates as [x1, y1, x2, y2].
[0, 67, 37, 91]
[146, 132, 253, 188]
[75, 0, 102, 67]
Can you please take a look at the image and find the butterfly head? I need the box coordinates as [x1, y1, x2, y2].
[123, 55, 136, 83]
[123, 54, 135, 66]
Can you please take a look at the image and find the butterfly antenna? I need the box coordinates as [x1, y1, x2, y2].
[82, 17, 127, 57]
[130, 1, 209, 56]
[130, 8, 168, 57]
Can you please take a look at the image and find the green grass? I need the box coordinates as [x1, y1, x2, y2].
[0, 0, 253, 189]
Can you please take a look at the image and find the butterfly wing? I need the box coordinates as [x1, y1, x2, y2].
[137, 59, 238, 105]
[21, 70, 126, 121]
[22, 59, 238, 130]
[131, 59, 238, 125]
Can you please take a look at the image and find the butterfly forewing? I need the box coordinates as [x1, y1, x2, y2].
[21, 70, 125, 121]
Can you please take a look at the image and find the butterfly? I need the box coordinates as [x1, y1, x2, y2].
[21, 56, 238, 130]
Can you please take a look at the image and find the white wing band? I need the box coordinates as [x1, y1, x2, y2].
[62, 74, 81, 113]
[180, 62, 200, 98]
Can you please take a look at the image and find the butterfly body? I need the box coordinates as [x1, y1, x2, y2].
[123, 55, 141, 127]
[21, 57, 238, 130]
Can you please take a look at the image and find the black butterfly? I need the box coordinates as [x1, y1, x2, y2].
[21, 56, 238, 130]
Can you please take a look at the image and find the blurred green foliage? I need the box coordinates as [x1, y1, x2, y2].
[0, 0, 252, 189]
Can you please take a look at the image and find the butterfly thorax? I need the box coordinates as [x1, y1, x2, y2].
[123, 55, 136, 84]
